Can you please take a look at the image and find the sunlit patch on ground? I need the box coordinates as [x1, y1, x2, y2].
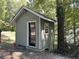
[0, 47, 72, 59]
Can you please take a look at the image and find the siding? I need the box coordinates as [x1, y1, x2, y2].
[40, 19, 54, 51]
[16, 11, 40, 49]
[40, 20, 49, 50]
[15, 10, 54, 51]
[49, 22, 54, 51]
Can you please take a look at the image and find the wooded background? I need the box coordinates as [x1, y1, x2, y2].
[0, 0, 79, 56]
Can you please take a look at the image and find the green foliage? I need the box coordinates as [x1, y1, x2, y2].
[0, 0, 27, 31]
[27, 0, 56, 19]
[0, 0, 56, 31]
[64, 0, 79, 41]
[61, 0, 79, 56]
[0, 0, 7, 20]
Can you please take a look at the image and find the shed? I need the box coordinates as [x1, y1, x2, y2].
[11, 7, 55, 51]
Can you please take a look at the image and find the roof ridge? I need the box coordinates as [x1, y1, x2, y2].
[10, 6, 56, 24]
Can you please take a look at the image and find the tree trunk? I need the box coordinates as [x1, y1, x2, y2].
[56, 0, 66, 54]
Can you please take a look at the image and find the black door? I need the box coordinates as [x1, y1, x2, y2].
[29, 22, 36, 46]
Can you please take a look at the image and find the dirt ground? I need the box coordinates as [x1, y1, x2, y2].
[0, 49, 72, 59]
[0, 43, 73, 59]
[0, 32, 73, 59]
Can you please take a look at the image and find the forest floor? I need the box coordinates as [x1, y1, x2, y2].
[0, 43, 73, 59]
[0, 31, 75, 59]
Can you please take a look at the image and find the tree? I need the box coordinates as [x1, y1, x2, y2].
[6, 0, 27, 21]
[0, 0, 28, 31]
[56, 0, 67, 54]
[64, 0, 79, 45]
[0, 0, 7, 21]
[27, 0, 56, 19]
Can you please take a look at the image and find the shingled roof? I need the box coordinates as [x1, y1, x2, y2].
[10, 6, 56, 24]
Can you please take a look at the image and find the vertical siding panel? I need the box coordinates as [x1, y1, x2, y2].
[16, 11, 40, 51]
[15, 10, 54, 51]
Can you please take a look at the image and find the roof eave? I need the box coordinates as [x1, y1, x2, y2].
[10, 7, 24, 24]
[10, 7, 55, 24]
[23, 7, 55, 22]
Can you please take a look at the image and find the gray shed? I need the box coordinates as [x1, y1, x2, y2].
[11, 7, 55, 51]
